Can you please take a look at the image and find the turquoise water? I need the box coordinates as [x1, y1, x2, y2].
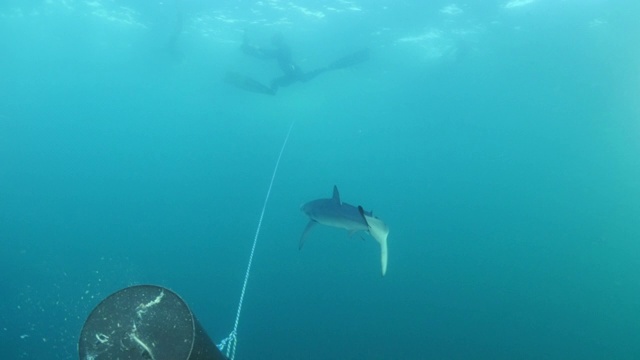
[1, 1, 639, 359]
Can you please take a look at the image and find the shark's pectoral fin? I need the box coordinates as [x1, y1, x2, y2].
[299, 220, 317, 250]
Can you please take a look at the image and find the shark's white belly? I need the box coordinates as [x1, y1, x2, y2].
[316, 216, 368, 232]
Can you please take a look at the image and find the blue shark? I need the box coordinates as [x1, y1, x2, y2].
[300, 186, 389, 276]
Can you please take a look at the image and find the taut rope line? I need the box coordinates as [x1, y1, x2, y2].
[218, 120, 295, 360]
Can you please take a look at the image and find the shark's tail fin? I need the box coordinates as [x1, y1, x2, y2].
[363, 215, 389, 276]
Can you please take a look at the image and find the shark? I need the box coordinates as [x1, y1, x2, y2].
[299, 185, 389, 276]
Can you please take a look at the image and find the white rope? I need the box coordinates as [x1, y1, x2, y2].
[221, 121, 295, 360]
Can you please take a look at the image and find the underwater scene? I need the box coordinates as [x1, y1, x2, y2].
[0, 0, 639, 359]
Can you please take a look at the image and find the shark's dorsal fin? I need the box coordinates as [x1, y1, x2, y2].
[332, 185, 341, 204]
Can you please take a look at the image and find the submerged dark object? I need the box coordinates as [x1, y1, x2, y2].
[78, 285, 226, 360]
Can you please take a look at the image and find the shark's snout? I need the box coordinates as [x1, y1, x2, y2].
[300, 202, 313, 216]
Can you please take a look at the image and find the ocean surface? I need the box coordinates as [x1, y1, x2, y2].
[1, 1, 639, 359]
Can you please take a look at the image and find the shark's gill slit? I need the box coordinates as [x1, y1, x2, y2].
[219, 120, 295, 360]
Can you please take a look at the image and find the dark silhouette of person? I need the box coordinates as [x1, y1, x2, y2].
[225, 32, 369, 95]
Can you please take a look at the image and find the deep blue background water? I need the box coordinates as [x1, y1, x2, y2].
[1, 1, 639, 359]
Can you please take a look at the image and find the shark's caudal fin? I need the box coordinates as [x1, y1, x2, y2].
[364, 215, 389, 276]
